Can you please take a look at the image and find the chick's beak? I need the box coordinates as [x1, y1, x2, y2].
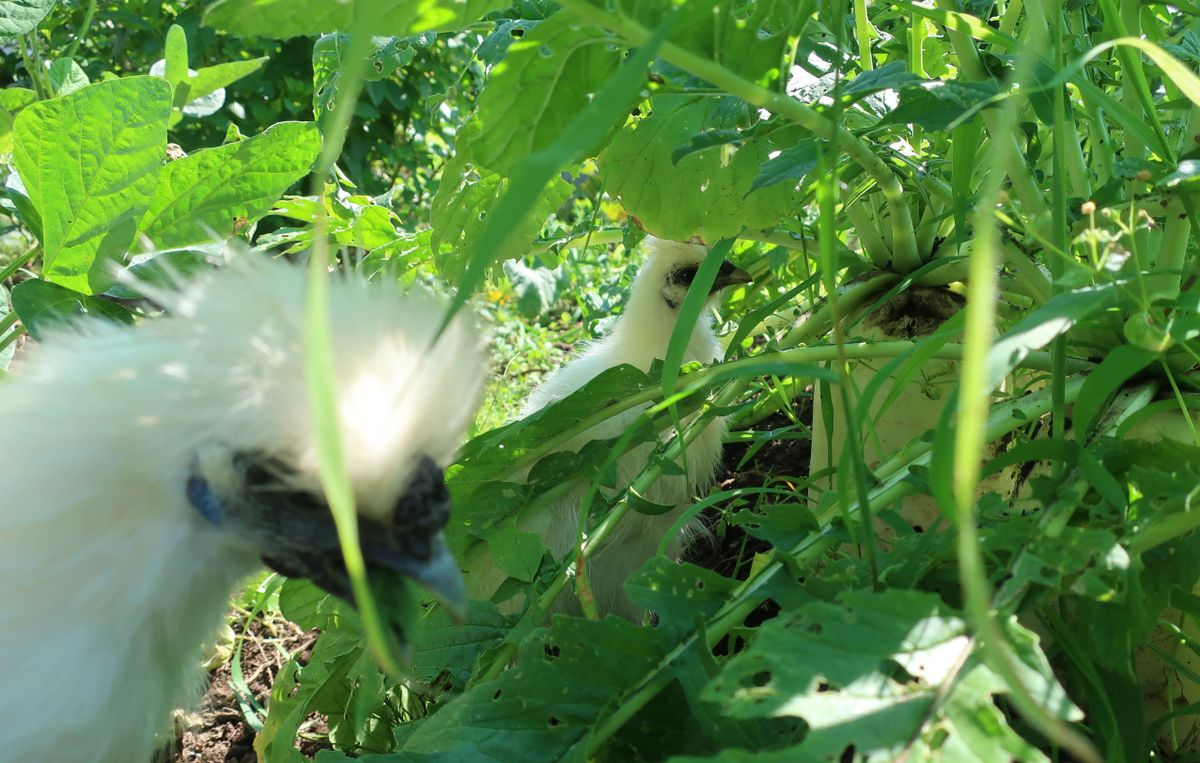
[187, 453, 467, 625]
[711, 259, 753, 293]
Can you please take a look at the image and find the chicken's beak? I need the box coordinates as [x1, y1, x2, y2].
[359, 530, 467, 619]
[710, 259, 752, 293]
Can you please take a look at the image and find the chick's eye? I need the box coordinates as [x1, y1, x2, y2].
[670, 266, 698, 286]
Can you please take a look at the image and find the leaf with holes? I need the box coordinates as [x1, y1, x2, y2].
[703, 590, 1076, 761]
[464, 14, 630, 176]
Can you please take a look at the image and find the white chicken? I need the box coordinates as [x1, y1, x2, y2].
[468, 235, 750, 620]
[0, 257, 484, 763]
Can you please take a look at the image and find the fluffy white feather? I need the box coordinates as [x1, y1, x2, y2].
[469, 236, 747, 620]
[0, 258, 483, 763]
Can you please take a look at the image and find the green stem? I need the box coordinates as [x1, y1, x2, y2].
[0, 247, 40, 285]
[0, 324, 25, 356]
[63, 0, 98, 61]
[852, 0, 874, 71]
[845, 199, 892, 269]
[556, 0, 920, 271]
[20, 33, 50, 100]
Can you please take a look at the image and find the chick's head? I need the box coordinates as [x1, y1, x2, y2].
[638, 235, 752, 310]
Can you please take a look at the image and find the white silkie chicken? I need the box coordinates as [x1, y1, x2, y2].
[0, 258, 484, 763]
[469, 235, 750, 620]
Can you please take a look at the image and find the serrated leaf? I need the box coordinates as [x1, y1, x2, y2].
[13, 77, 171, 293]
[137, 121, 320, 249]
[0, 0, 56, 36]
[883, 80, 1001, 131]
[313, 33, 432, 126]
[465, 14, 628, 175]
[203, 0, 508, 40]
[600, 96, 801, 242]
[10, 278, 134, 340]
[409, 599, 510, 689]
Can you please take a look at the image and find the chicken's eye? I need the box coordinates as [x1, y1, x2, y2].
[669, 265, 698, 286]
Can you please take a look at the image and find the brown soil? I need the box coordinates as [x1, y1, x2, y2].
[165, 617, 324, 763]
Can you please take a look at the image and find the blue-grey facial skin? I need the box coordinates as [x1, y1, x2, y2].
[186, 452, 465, 614]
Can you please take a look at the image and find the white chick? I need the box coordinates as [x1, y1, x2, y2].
[0, 258, 484, 763]
[471, 235, 750, 620]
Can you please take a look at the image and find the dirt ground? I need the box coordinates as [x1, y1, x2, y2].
[173, 393, 812, 760]
[168, 618, 325, 762]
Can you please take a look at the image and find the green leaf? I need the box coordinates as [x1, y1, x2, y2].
[203, 0, 508, 40]
[429, 148, 571, 282]
[486, 526, 546, 583]
[164, 24, 189, 95]
[185, 56, 268, 103]
[0, 0, 57, 37]
[704, 590, 1067, 761]
[13, 77, 171, 294]
[10, 278, 134, 340]
[137, 121, 320, 249]
[883, 80, 1001, 131]
[48, 58, 89, 96]
[1073, 344, 1158, 440]
[0, 88, 37, 114]
[600, 96, 801, 242]
[397, 617, 668, 761]
[749, 136, 820, 192]
[839, 60, 923, 101]
[465, 14, 628, 176]
[313, 33, 433, 127]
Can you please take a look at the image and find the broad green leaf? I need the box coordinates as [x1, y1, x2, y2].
[398, 616, 668, 761]
[839, 60, 923, 100]
[704, 590, 1066, 761]
[48, 58, 89, 96]
[408, 599, 509, 689]
[13, 77, 171, 293]
[486, 526, 546, 583]
[429, 145, 571, 282]
[465, 14, 627, 175]
[137, 121, 321, 249]
[203, 0, 508, 40]
[600, 96, 802, 242]
[10, 278, 134, 340]
[883, 80, 1001, 131]
[0, 88, 36, 114]
[749, 136, 820, 192]
[617, 0, 806, 84]
[0, 0, 56, 36]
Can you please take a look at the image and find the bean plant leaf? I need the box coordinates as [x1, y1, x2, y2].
[13, 76, 171, 294]
[48, 58, 89, 96]
[136, 121, 321, 249]
[10, 278, 134, 340]
[203, 0, 508, 40]
[313, 33, 434, 127]
[600, 96, 802, 242]
[0, 0, 56, 36]
[465, 13, 628, 176]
